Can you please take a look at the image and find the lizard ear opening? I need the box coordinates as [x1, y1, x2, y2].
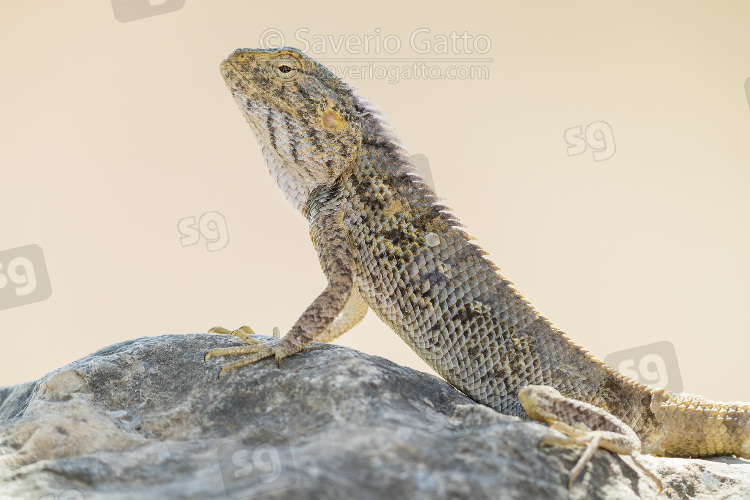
[322, 109, 345, 131]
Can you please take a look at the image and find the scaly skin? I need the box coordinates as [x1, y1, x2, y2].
[206, 47, 750, 466]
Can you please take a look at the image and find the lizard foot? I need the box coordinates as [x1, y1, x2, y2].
[519, 385, 662, 494]
[205, 325, 285, 377]
[540, 426, 661, 493]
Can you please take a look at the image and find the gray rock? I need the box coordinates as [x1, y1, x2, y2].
[0, 334, 748, 500]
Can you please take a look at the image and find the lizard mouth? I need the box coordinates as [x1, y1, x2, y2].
[219, 59, 263, 120]
[219, 55, 296, 119]
[219, 59, 244, 94]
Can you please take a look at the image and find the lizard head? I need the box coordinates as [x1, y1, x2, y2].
[220, 47, 363, 212]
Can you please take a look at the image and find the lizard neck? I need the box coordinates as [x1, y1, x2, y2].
[305, 94, 438, 221]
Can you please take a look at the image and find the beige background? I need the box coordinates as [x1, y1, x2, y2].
[1, 1, 749, 403]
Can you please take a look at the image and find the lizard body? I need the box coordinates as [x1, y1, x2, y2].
[206, 47, 750, 486]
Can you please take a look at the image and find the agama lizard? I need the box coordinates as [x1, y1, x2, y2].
[205, 47, 750, 492]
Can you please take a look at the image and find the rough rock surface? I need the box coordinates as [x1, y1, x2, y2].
[0, 334, 748, 500]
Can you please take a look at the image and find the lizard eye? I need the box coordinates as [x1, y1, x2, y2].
[274, 62, 298, 79]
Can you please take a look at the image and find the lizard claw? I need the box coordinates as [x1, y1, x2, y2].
[205, 324, 290, 377]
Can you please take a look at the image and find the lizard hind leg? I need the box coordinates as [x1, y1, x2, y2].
[519, 385, 662, 493]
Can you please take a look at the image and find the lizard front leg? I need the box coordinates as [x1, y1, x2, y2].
[207, 289, 367, 346]
[519, 385, 662, 493]
[314, 288, 368, 343]
[205, 206, 356, 377]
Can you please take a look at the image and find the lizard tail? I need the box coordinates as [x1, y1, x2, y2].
[641, 388, 750, 458]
